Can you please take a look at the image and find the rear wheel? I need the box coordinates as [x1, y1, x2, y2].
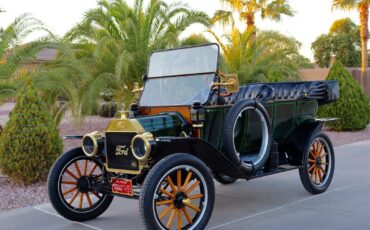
[48, 148, 113, 221]
[140, 153, 215, 230]
[299, 132, 335, 194]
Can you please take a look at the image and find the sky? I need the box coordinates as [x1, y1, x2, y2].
[0, 0, 359, 60]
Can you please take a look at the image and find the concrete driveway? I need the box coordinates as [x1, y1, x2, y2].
[1, 140, 370, 230]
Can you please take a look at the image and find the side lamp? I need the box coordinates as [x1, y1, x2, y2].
[190, 101, 205, 128]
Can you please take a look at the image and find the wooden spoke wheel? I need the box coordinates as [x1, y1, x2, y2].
[299, 132, 335, 194]
[140, 153, 215, 230]
[59, 158, 103, 210]
[48, 148, 113, 222]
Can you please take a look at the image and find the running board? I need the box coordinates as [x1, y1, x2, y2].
[246, 164, 303, 180]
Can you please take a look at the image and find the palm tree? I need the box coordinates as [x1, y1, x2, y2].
[332, 0, 369, 77]
[0, 14, 78, 124]
[65, 0, 209, 113]
[212, 0, 293, 35]
[207, 21, 300, 83]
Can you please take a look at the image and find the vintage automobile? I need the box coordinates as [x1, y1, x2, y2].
[48, 44, 339, 229]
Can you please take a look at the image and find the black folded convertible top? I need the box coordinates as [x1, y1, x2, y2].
[206, 80, 339, 106]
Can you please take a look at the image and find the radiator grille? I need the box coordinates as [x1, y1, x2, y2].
[105, 132, 139, 171]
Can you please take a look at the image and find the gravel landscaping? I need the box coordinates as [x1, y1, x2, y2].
[0, 103, 369, 213]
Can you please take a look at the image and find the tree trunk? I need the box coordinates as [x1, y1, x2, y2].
[246, 13, 256, 47]
[359, 3, 368, 78]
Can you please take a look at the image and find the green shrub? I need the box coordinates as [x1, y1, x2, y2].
[0, 80, 63, 184]
[318, 61, 370, 131]
[98, 101, 117, 117]
[267, 70, 286, 82]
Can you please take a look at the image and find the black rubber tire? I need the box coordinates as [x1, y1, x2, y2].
[140, 153, 215, 230]
[299, 132, 335, 194]
[223, 99, 272, 174]
[213, 172, 238, 184]
[48, 148, 113, 222]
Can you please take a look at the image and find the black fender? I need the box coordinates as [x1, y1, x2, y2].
[154, 137, 247, 179]
[284, 119, 324, 165]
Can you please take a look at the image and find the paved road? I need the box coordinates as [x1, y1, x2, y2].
[1, 140, 370, 230]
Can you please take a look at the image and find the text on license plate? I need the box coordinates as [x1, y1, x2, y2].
[111, 178, 133, 196]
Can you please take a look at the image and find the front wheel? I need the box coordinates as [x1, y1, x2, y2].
[299, 132, 335, 194]
[140, 153, 215, 230]
[48, 148, 113, 221]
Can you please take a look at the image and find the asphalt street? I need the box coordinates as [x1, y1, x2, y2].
[1, 140, 370, 230]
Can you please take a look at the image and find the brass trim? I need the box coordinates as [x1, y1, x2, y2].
[104, 117, 149, 175]
[131, 132, 154, 161]
[213, 73, 239, 94]
[81, 131, 101, 157]
[192, 123, 204, 128]
[105, 119, 145, 133]
[104, 164, 141, 175]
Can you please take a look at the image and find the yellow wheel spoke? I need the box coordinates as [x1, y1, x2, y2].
[68, 191, 79, 205]
[88, 164, 98, 176]
[166, 209, 176, 229]
[83, 160, 88, 175]
[318, 142, 324, 157]
[63, 186, 77, 196]
[309, 150, 316, 160]
[79, 193, 84, 209]
[308, 164, 315, 173]
[74, 162, 82, 177]
[188, 194, 204, 200]
[311, 168, 317, 182]
[166, 176, 177, 193]
[315, 168, 320, 182]
[156, 200, 173, 206]
[159, 205, 174, 220]
[318, 167, 323, 181]
[160, 188, 174, 198]
[319, 165, 326, 176]
[177, 170, 182, 190]
[65, 169, 78, 180]
[185, 180, 200, 195]
[62, 180, 77, 185]
[312, 142, 317, 156]
[177, 208, 182, 230]
[181, 171, 193, 191]
[86, 193, 93, 207]
[186, 203, 201, 212]
[182, 207, 193, 224]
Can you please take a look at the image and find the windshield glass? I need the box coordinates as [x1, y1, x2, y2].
[140, 74, 214, 106]
[140, 44, 219, 106]
[148, 44, 219, 78]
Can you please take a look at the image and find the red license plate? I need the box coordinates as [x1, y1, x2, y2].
[111, 178, 133, 196]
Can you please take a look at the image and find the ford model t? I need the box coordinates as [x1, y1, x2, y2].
[48, 44, 339, 229]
